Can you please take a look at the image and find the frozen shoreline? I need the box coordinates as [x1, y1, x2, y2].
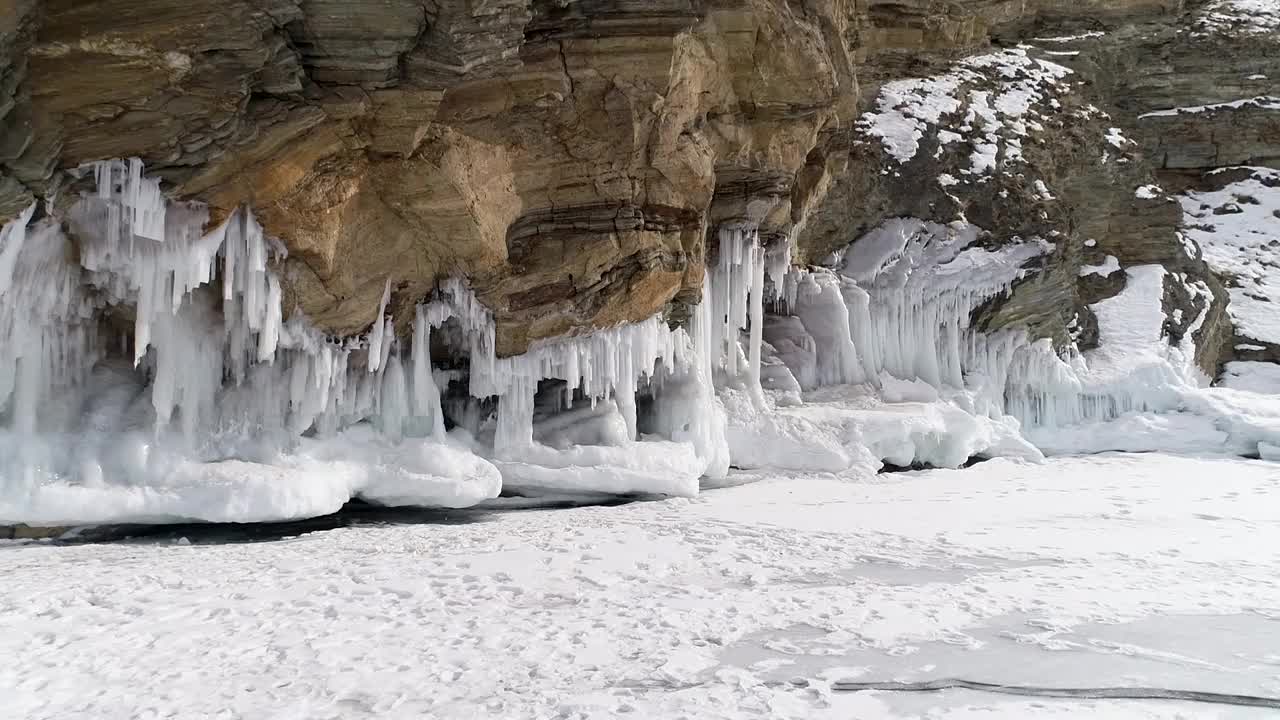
[6, 453, 1279, 719]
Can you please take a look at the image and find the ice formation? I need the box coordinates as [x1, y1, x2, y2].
[0, 159, 731, 524]
[0, 166, 493, 523]
[734, 214, 1280, 472]
[419, 277, 721, 496]
[3, 155, 1280, 526]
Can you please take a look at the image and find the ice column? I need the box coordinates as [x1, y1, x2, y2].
[0, 205, 99, 438]
[793, 269, 865, 387]
[835, 219, 1046, 391]
[710, 225, 769, 405]
[368, 279, 393, 374]
[411, 303, 446, 440]
[684, 274, 732, 478]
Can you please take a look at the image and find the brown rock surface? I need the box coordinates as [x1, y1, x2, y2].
[0, 0, 1270, 375]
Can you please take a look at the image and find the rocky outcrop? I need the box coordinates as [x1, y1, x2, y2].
[0, 0, 1273, 376]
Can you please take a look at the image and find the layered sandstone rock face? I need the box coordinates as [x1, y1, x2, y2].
[0, 0, 1274, 371]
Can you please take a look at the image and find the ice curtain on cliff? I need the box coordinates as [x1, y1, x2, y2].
[2, 159, 1280, 526]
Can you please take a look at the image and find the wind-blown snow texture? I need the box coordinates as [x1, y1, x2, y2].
[5, 454, 1280, 719]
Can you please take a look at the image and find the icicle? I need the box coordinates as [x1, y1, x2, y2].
[0, 203, 35, 294]
[709, 224, 770, 405]
[0, 207, 99, 436]
[764, 239, 792, 303]
[411, 303, 446, 440]
[259, 275, 282, 361]
[367, 278, 392, 373]
[380, 352, 408, 441]
[495, 375, 536, 453]
[748, 241, 766, 407]
[126, 158, 166, 242]
[683, 272, 731, 478]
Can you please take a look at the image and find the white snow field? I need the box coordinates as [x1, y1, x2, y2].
[4, 453, 1280, 719]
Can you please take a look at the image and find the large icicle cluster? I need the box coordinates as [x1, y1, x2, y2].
[64, 160, 394, 448]
[835, 219, 1047, 393]
[414, 278, 723, 496]
[707, 225, 776, 406]
[5, 152, 1280, 526]
[425, 279, 680, 450]
[0, 204, 98, 440]
[723, 219, 1052, 473]
[0, 159, 738, 525]
[746, 214, 1280, 467]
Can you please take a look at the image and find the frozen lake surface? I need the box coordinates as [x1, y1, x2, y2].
[4, 453, 1279, 719]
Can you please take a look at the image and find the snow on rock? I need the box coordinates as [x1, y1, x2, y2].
[1104, 127, 1133, 149]
[1089, 267, 1175, 373]
[1193, 0, 1280, 36]
[1014, 267, 1196, 451]
[1135, 184, 1164, 199]
[858, 49, 1073, 175]
[1180, 166, 1280, 345]
[1138, 96, 1280, 119]
[858, 73, 965, 164]
[1032, 31, 1106, 43]
[1079, 255, 1121, 277]
[1007, 265, 1280, 458]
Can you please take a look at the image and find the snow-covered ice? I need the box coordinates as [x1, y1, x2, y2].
[4, 453, 1279, 719]
[1221, 361, 1280, 393]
